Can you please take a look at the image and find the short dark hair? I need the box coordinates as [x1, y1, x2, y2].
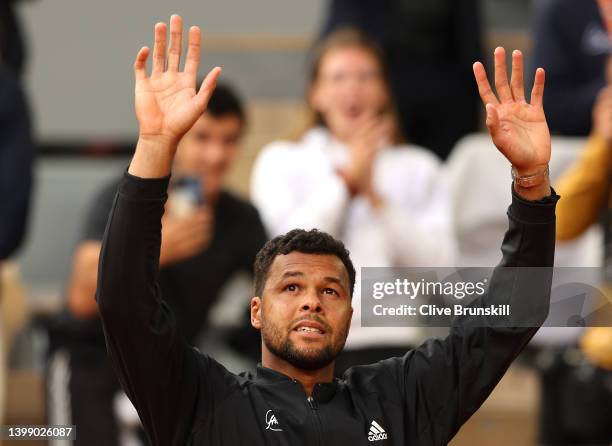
[205, 82, 246, 125]
[254, 229, 356, 298]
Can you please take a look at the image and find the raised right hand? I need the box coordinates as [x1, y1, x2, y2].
[134, 15, 221, 144]
[129, 15, 221, 178]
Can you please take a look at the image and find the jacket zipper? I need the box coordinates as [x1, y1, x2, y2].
[307, 396, 323, 446]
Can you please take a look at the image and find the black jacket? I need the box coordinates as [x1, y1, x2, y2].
[97, 172, 558, 446]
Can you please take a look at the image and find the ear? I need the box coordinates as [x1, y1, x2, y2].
[251, 296, 262, 330]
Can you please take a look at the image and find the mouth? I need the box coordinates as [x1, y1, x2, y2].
[292, 321, 327, 338]
[344, 104, 365, 120]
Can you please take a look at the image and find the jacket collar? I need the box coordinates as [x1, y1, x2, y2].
[255, 364, 339, 403]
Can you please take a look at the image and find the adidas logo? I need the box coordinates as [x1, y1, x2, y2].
[367, 420, 388, 442]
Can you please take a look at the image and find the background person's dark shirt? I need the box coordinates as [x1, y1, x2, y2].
[0, 67, 33, 260]
[0, 0, 29, 77]
[50, 177, 268, 361]
[533, 0, 609, 136]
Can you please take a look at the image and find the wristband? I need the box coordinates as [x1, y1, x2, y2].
[511, 165, 549, 188]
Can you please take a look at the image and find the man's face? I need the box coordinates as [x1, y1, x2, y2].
[252, 252, 353, 370]
[174, 113, 243, 201]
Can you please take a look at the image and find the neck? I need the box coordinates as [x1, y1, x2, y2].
[261, 346, 335, 396]
[204, 187, 220, 206]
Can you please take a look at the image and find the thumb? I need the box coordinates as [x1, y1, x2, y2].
[485, 104, 503, 143]
[485, 104, 499, 131]
[194, 66, 222, 110]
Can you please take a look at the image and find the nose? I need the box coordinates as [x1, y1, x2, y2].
[201, 143, 226, 168]
[342, 77, 361, 96]
[300, 290, 323, 313]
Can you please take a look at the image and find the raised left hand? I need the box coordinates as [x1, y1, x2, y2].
[473, 48, 551, 176]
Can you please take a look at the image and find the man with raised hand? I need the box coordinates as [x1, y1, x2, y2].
[97, 14, 558, 446]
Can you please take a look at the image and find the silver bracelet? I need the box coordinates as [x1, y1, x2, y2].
[511, 165, 549, 188]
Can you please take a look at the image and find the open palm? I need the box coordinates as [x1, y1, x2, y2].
[134, 15, 221, 142]
[473, 48, 550, 172]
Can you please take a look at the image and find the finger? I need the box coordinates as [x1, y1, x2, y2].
[510, 49, 525, 103]
[194, 67, 222, 110]
[530, 68, 546, 108]
[173, 225, 202, 244]
[473, 61, 499, 105]
[188, 210, 210, 226]
[186, 208, 211, 224]
[184, 26, 201, 75]
[133, 46, 150, 81]
[152, 22, 167, 75]
[167, 14, 183, 72]
[494, 47, 513, 103]
[192, 228, 210, 243]
[182, 241, 207, 257]
[178, 231, 208, 251]
[183, 228, 208, 244]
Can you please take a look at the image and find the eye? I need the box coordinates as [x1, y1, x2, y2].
[223, 135, 240, 145]
[194, 132, 210, 142]
[327, 72, 347, 84]
[323, 287, 339, 296]
[284, 284, 299, 293]
[358, 70, 381, 83]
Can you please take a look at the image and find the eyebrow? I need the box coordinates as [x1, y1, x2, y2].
[279, 272, 346, 290]
[323, 276, 344, 288]
[280, 271, 306, 279]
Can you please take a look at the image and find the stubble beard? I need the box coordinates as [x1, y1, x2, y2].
[260, 315, 349, 371]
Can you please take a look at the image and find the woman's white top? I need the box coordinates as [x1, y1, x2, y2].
[251, 127, 455, 349]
